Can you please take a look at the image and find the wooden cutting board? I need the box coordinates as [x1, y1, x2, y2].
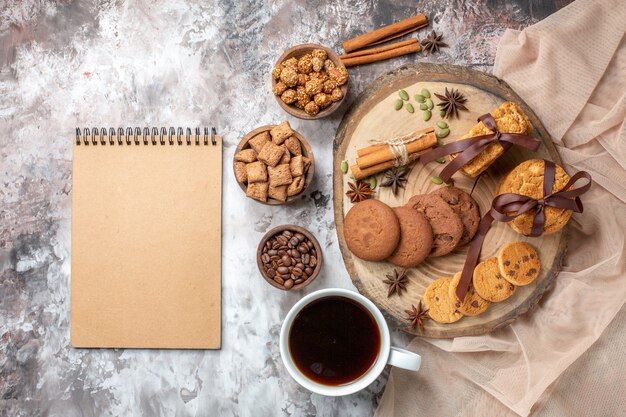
[333, 63, 568, 338]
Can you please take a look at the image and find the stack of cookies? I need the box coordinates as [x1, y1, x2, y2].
[343, 186, 480, 268]
[497, 159, 573, 236]
[424, 241, 541, 323]
[234, 122, 312, 203]
[450, 101, 534, 177]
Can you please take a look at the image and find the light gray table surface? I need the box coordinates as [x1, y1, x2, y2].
[0, 1, 571, 416]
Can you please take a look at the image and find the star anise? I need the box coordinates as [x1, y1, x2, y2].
[383, 269, 408, 297]
[421, 30, 448, 55]
[405, 301, 430, 330]
[435, 87, 468, 119]
[346, 180, 374, 203]
[380, 166, 409, 195]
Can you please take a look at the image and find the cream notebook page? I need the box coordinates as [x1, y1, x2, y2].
[71, 130, 222, 349]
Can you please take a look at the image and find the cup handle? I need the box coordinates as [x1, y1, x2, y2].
[387, 346, 421, 371]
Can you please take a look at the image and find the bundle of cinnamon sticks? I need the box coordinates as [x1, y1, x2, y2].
[340, 13, 428, 67]
[350, 128, 437, 180]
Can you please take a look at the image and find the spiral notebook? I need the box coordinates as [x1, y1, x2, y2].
[71, 127, 222, 349]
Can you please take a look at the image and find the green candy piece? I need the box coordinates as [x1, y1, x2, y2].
[437, 138, 445, 146]
[431, 176, 443, 185]
[435, 157, 446, 164]
[421, 88, 430, 98]
[440, 109, 446, 117]
[399, 90, 409, 101]
[340, 160, 348, 174]
[394, 99, 403, 110]
[425, 98, 434, 109]
[419, 103, 428, 110]
[367, 175, 377, 189]
[414, 94, 425, 103]
[437, 121, 448, 129]
[436, 128, 450, 138]
[405, 103, 414, 113]
[423, 110, 432, 121]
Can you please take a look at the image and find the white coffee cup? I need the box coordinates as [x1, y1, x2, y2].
[279, 288, 421, 396]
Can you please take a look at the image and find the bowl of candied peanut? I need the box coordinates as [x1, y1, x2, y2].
[271, 44, 349, 119]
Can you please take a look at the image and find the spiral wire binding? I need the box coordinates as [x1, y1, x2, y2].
[75, 126, 218, 146]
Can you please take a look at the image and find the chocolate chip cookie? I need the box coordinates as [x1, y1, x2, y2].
[405, 194, 463, 257]
[432, 186, 480, 246]
[387, 207, 434, 268]
[473, 257, 516, 302]
[344, 199, 401, 261]
[424, 278, 463, 323]
[448, 272, 490, 316]
[498, 241, 541, 286]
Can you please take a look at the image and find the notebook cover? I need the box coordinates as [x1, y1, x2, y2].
[71, 137, 222, 349]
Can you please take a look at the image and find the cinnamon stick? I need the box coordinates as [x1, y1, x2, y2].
[351, 151, 423, 180]
[342, 13, 428, 53]
[339, 39, 418, 60]
[341, 42, 421, 67]
[357, 144, 387, 157]
[356, 129, 436, 169]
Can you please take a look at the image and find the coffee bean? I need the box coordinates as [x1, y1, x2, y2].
[261, 229, 321, 290]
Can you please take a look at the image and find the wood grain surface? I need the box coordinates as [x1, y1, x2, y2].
[333, 63, 568, 338]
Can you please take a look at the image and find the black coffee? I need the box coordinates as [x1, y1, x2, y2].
[288, 296, 381, 386]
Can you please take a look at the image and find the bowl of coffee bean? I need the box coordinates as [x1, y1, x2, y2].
[257, 224, 323, 290]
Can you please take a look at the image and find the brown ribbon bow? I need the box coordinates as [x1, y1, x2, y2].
[456, 160, 592, 301]
[421, 113, 542, 183]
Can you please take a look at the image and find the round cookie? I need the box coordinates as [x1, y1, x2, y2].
[449, 272, 490, 316]
[497, 159, 572, 236]
[387, 207, 434, 268]
[497, 242, 541, 286]
[432, 186, 480, 246]
[344, 199, 401, 261]
[405, 194, 463, 257]
[473, 257, 516, 302]
[423, 277, 463, 323]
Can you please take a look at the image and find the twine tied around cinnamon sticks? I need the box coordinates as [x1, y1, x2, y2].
[421, 113, 543, 183]
[351, 128, 437, 180]
[456, 160, 592, 301]
[368, 131, 427, 167]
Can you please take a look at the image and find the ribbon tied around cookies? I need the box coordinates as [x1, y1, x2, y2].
[456, 160, 592, 301]
[421, 113, 542, 183]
